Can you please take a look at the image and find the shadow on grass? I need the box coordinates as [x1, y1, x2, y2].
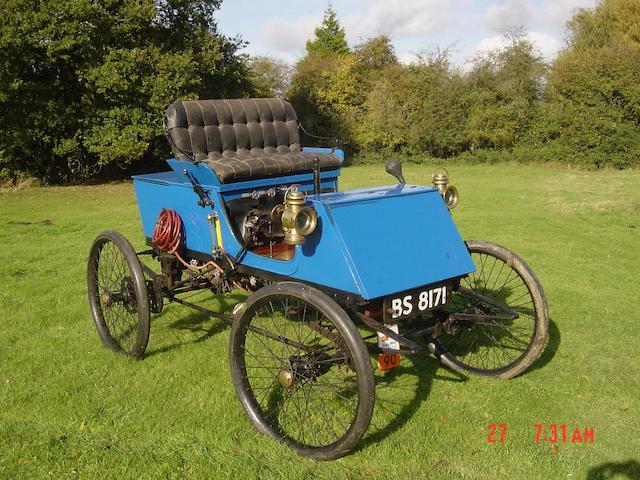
[359, 318, 559, 450]
[144, 292, 246, 358]
[523, 317, 561, 375]
[360, 346, 467, 451]
[587, 460, 640, 479]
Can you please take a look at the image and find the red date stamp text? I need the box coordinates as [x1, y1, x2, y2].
[487, 423, 595, 444]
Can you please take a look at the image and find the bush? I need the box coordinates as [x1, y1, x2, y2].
[0, 0, 250, 183]
[291, 1, 640, 170]
[528, 0, 640, 169]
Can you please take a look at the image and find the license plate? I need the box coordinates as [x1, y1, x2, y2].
[378, 353, 401, 371]
[377, 324, 401, 371]
[384, 282, 452, 322]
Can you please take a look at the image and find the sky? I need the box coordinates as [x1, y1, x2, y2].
[215, 0, 599, 68]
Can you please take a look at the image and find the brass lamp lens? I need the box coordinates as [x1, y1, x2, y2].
[444, 185, 459, 209]
[295, 207, 318, 236]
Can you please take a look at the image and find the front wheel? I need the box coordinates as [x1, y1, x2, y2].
[87, 231, 150, 358]
[430, 240, 549, 379]
[229, 282, 375, 460]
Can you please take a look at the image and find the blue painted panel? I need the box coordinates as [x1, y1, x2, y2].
[133, 160, 474, 300]
[166, 159, 221, 187]
[221, 199, 362, 294]
[219, 174, 338, 201]
[318, 186, 475, 299]
[133, 177, 216, 255]
[317, 184, 437, 205]
[131, 171, 180, 185]
[229, 186, 474, 299]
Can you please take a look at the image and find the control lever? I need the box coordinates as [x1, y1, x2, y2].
[183, 169, 213, 207]
[385, 159, 406, 184]
[313, 157, 321, 196]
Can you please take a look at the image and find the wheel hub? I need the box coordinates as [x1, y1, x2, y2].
[120, 277, 137, 313]
[277, 353, 334, 388]
[277, 369, 295, 388]
[100, 291, 113, 307]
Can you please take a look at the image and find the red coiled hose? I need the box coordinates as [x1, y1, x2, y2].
[152, 208, 182, 254]
[152, 208, 222, 273]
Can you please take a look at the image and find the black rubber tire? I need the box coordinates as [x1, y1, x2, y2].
[229, 282, 375, 460]
[87, 231, 150, 358]
[430, 240, 549, 379]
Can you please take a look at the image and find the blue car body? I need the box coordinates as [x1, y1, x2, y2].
[133, 148, 475, 301]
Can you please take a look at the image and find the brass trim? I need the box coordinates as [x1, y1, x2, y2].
[432, 167, 459, 209]
[272, 186, 318, 245]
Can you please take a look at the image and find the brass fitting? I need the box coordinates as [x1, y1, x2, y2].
[272, 187, 318, 245]
[432, 167, 459, 209]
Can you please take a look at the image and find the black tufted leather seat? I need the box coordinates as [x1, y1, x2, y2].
[164, 98, 341, 183]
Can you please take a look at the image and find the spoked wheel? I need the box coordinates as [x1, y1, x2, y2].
[430, 240, 548, 379]
[87, 231, 150, 358]
[229, 282, 374, 460]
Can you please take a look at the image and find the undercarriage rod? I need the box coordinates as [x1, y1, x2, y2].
[140, 263, 159, 278]
[458, 287, 519, 318]
[168, 295, 233, 323]
[356, 313, 423, 355]
[168, 295, 312, 352]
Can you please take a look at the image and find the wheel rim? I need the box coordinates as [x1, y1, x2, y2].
[435, 248, 538, 374]
[238, 295, 361, 449]
[91, 239, 143, 354]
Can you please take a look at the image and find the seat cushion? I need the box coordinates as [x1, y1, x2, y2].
[164, 98, 340, 183]
[203, 150, 341, 183]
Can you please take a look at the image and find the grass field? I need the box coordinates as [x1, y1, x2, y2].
[1, 164, 639, 479]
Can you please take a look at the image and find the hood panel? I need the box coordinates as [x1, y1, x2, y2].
[315, 185, 475, 300]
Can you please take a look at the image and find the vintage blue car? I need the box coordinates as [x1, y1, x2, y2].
[87, 98, 548, 460]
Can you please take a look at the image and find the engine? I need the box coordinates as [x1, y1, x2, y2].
[227, 185, 319, 255]
[239, 208, 282, 246]
[227, 189, 284, 249]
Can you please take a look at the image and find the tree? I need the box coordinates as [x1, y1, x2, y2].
[290, 31, 399, 151]
[0, 0, 250, 182]
[305, 5, 349, 58]
[566, 0, 640, 50]
[247, 56, 291, 98]
[464, 32, 546, 150]
[289, 6, 350, 148]
[353, 35, 398, 72]
[287, 56, 342, 143]
[357, 49, 468, 157]
[533, 0, 640, 168]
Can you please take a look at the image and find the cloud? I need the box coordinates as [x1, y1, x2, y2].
[477, 0, 596, 62]
[473, 30, 561, 61]
[485, 0, 597, 35]
[538, 0, 597, 33]
[399, 52, 420, 65]
[252, 0, 598, 65]
[485, 0, 534, 32]
[474, 34, 509, 54]
[528, 31, 562, 59]
[259, 0, 468, 57]
[261, 15, 321, 54]
[345, 0, 466, 39]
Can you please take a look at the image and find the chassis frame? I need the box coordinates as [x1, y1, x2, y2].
[88, 143, 548, 460]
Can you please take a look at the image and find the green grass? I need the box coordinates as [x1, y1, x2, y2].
[1, 164, 639, 479]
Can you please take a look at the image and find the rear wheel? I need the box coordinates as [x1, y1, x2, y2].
[430, 240, 548, 379]
[229, 282, 374, 460]
[87, 231, 150, 358]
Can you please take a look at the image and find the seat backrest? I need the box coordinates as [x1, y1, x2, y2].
[164, 98, 301, 162]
